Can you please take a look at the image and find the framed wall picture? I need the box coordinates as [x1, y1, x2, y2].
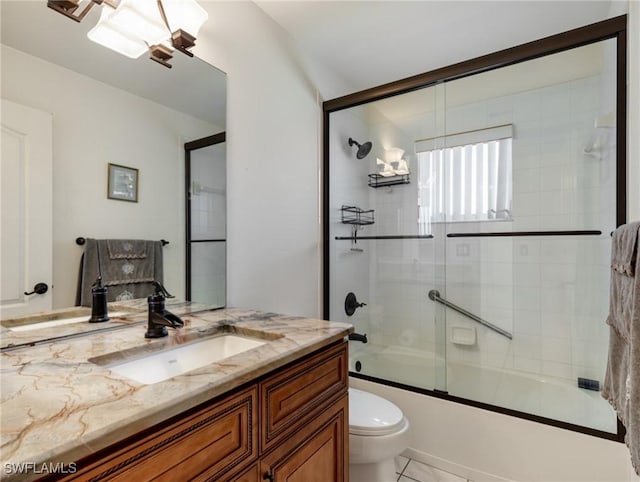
[107, 163, 138, 202]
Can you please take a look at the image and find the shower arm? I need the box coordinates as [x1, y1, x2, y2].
[428, 290, 513, 340]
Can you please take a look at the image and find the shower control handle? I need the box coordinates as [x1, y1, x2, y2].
[345, 292, 366, 316]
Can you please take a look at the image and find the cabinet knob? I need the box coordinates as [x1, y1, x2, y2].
[263, 471, 274, 481]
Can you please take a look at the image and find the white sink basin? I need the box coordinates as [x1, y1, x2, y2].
[10, 311, 130, 332]
[106, 335, 266, 385]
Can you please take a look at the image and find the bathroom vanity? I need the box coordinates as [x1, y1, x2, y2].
[0, 305, 352, 481]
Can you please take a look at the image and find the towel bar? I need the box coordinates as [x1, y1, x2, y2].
[76, 237, 169, 246]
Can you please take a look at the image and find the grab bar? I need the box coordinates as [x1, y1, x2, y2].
[428, 289, 513, 340]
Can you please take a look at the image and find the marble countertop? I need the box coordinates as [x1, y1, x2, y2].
[0, 305, 352, 481]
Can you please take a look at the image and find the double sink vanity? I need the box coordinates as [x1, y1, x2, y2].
[1, 301, 353, 481]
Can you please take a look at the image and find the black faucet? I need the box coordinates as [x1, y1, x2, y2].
[88, 276, 110, 323]
[89, 242, 109, 323]
[145, 282, 184, 338]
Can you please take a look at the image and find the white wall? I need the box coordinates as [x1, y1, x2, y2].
[1, 45, 217, 308]
[192, 2, 324, 318]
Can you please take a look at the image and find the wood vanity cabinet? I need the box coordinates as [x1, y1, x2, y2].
[50, 340, 348, 482]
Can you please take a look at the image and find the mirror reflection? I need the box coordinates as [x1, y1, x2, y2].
[0, 1, 226, 316]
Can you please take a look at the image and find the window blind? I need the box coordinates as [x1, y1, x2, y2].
[417, 131, 512, 234]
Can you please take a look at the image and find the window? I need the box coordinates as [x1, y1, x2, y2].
[417, 125, 512, 234]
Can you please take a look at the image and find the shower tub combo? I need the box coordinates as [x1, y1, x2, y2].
[324, 15, 627, 450]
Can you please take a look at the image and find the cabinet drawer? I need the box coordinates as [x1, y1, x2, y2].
[260, 341, 348, 452]
[64, 386, 257, 481]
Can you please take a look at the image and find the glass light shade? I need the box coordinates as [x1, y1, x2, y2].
[87, 5, 148, 58]
[384, 147, 405, 163]
[108, 0, 169, 45]
[161, 0, 208, 37]
[87, 0, 170, 59]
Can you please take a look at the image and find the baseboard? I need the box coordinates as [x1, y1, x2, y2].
[402, 447, 514, 482]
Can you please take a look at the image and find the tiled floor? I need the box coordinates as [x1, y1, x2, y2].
[395, 456, 471, 482]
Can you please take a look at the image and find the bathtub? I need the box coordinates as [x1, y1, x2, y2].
[349, 344, 617, 434]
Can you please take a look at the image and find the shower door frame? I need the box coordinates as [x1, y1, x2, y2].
[322, 15, 627, 442]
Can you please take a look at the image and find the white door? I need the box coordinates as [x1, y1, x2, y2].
[1, 99, 53, 318]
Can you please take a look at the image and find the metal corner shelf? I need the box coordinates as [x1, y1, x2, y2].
[341, 205, 374, 225]
[368, 173, 410, 188]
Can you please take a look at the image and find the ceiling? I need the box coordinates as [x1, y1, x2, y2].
[0, 1, 620, 123]
[256, 0, 619, 95]
[0, 1, 226, 128]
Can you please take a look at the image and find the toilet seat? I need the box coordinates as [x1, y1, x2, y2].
[349, 388, 406, 436]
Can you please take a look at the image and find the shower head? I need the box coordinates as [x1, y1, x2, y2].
[348, 137, 372, 159]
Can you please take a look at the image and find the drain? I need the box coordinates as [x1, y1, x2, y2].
[355, 360, 362, 372]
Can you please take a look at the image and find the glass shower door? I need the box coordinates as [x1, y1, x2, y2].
[325, 20, 625, 441]
[438, 38, 618, 434]
[328, 84, 446, 393]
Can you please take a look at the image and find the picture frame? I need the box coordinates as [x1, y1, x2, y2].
[107, 163, 138, 202]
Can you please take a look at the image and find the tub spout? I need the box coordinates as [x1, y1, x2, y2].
[349, 332, 368, 343]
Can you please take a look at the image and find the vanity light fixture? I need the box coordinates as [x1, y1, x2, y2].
[47, 0, 208, 68]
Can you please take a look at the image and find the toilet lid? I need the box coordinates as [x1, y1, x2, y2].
[349, 388, 406, 436]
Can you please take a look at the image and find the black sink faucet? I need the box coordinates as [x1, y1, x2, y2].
[145, 282, 184, 338]
[88, 276, 110, 323]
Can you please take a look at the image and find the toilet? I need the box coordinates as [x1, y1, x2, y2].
[348, 388, 410, 482]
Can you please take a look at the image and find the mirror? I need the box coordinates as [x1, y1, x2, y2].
[1, 1, 226, 311]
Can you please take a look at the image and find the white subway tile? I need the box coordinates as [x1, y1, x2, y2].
[542, 336, 572, 364]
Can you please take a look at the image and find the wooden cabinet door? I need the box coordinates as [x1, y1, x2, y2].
[260, 395, 348, 482]
[222, 463, 260, 482]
